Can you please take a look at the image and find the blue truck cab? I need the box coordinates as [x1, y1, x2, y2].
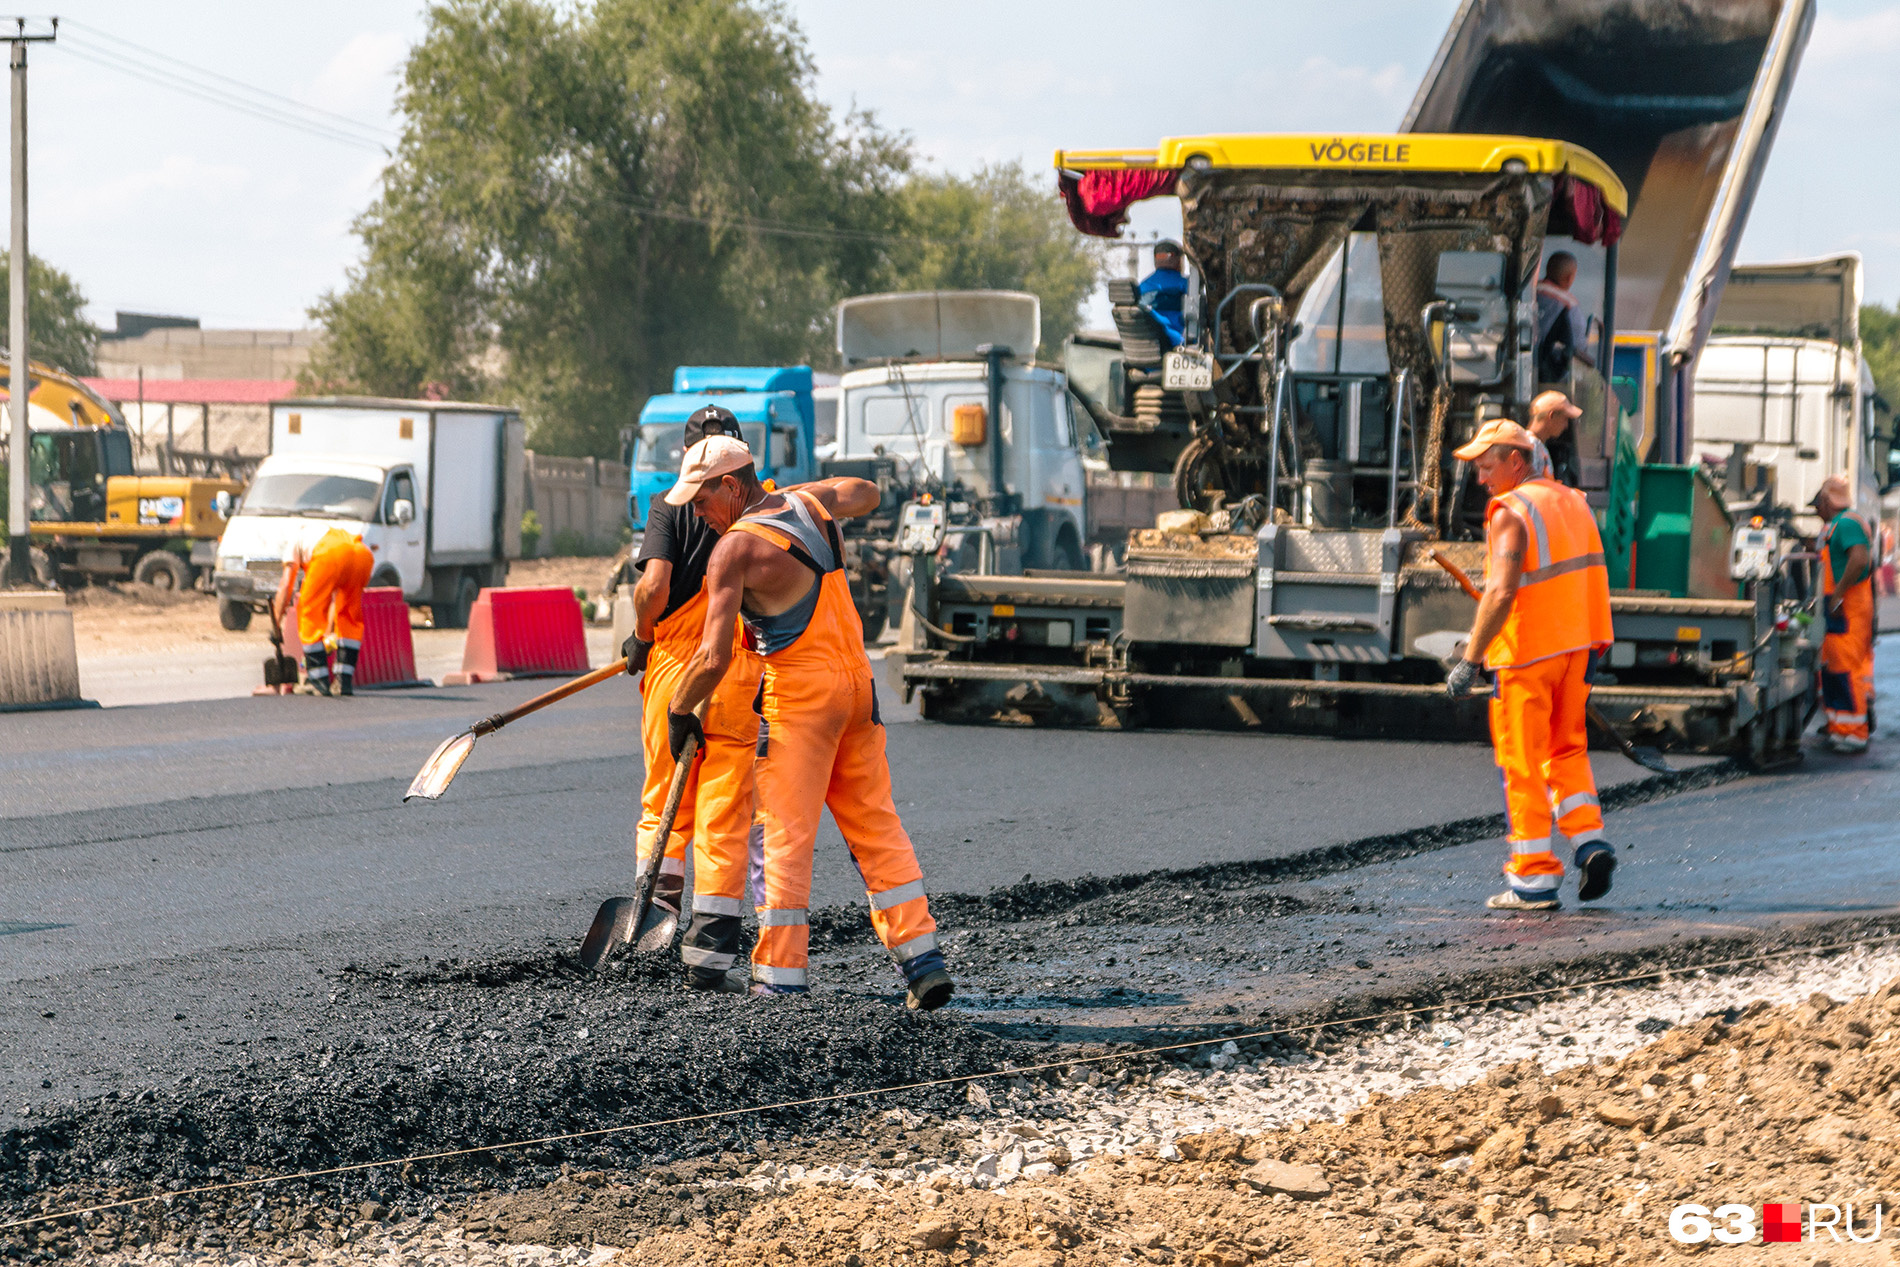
[624, 365, 817, 529]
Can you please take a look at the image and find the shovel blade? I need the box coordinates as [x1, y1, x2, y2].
[1628, 745, 1677, 775]
[579, 895, 637, 970]
[632, 903, 679, 955]
[405, 731, 477, 801]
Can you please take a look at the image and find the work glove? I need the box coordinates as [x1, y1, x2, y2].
[667, 708, 704, 764]
[622, 633, 652, 676]
[1445, 659, 1483, 700]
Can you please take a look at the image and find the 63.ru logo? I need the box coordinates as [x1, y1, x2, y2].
[1670, 1204, 1882, 1244]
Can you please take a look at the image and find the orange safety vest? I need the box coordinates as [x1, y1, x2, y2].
[728, 490, 866, 673]
[1482, 477, 1613, 669]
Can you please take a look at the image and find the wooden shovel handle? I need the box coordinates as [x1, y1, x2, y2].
[471, 658, 629, 736]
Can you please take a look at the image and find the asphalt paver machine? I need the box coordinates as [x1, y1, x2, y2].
[893, 133, 1818, 761]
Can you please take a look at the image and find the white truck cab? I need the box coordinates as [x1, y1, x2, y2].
[1692, 254, 1893, 534]
[835, 291, 1090, 571]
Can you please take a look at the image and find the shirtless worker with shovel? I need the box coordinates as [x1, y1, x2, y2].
[661, 437, 955, 1009]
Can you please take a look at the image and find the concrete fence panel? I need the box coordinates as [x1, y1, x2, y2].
[521, 452, 631, 556]
[0, 592, 86, 710]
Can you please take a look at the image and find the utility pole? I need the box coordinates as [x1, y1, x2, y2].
[3, 16, 54, 589]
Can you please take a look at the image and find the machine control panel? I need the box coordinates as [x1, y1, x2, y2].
[897, 500, 947, 555]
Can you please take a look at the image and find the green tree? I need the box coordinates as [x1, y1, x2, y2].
[1862, 303, 1900, 410]
[304, 0, 911, 456]
[0, 254, 100, 375]
[888, 162, 1103, 356]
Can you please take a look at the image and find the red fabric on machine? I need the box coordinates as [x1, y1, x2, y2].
[1551, 174, 1623, 246]
[1057, 168, 1181, 237]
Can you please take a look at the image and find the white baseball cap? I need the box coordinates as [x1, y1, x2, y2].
[665, 435, 755, 506]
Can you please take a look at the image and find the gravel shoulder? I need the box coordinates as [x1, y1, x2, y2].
[14, 939, 1900, 1264]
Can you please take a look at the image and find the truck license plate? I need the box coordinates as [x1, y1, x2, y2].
[1162, 349, 1214, 392]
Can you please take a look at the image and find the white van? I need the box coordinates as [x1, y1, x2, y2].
[212, 398, 524, 629]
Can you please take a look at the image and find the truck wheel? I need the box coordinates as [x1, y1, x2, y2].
[1173, 435, 1222, 512]
[219, 597, 254, 632]
[370, 567, 401, 591]
[433, 574, 481, 629]
[1054, 526, 1086, 573]
[134, 550, 191, 591]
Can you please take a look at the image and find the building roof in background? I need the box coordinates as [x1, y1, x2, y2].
[84, 378, 297, 405]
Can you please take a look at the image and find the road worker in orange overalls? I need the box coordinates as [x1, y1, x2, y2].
[1812, 474, 1876, 755]
[663, 436, 954, 1009]
[621, 407, 766, 987]
[1445, 419, 1616, 912]
[274, 527, 373, 697]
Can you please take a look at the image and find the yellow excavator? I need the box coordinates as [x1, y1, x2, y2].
[0, 362, 242, 588]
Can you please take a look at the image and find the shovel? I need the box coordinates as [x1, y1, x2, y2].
[404, 657, 629, 801]
[578, 726, 698, 970]
[1428, 550, 1676, 775]
[263, 617, 300, 690]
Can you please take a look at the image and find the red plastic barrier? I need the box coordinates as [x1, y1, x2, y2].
[256, 587, 429, 692]
[356, 587, 428, 688]
[446, 587, 589, 684]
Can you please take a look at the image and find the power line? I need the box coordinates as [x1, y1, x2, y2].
[5, 929, 1895, 1234]
[60, 20, 393, 145]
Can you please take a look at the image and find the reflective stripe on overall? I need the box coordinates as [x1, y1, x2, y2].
[1481, 479, 1613, 896]
[730, 490, 938, 989]
[1819, 511, 1876, 749]
[296, 528, 373, 678]
[636, 582, 765, 973]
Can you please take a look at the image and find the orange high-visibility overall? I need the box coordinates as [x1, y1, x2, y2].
[296, 528, 374, 684]
[1480, 478, 1614, 900]
[1819, 511, 1876, 751]
[637, 585, 765, 925]
[730, 490, 940, 992]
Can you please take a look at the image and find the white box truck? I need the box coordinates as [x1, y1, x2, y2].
[211, 397, 525, 629]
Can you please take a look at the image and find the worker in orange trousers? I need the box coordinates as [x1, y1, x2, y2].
[1445, 419, 1616, 911]
[664, 436, 953, 1010]
[1812, 474, 1875, 754]
[622, 406, 766, 986]
[276, 527, 373, 696]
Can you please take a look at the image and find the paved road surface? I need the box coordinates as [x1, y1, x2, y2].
[2, 641, 1890, 1109]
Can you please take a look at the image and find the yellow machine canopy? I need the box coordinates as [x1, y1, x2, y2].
[1054, 132, 1627, 242]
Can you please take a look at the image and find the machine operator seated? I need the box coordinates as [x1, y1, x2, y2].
[1136, 238, 1189, 350]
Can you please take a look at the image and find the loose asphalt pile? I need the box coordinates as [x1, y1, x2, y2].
[14, 942, 1900, 1263]
[0, 949, 1005, 1261]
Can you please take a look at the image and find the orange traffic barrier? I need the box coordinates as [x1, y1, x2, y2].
[445, 587, 589, 685]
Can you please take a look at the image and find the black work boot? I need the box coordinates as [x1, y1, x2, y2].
[335, 645, 358, 696]
[300, 647, 331, 696]
[680, 911, 743, 992]
[899, 948, 954, 1011]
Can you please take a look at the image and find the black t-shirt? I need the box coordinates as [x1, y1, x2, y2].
[636, 499, 719, 622]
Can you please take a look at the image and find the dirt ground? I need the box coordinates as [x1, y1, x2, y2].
[475, 977, 1900, 1266]
[62, 555, 627, 657]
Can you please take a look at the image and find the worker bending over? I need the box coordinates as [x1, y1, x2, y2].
[623, 407, 767, 988]
[664, 437, 954, 1009]
[275, 527, 373, 696]
[1812, 474, 1876, 754]
[1445, 419, 1616, 912]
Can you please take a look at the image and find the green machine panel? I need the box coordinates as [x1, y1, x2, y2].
[1632, 464, 1735, 600]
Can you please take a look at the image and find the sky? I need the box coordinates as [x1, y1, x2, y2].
[26, 0, 1900, 335]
